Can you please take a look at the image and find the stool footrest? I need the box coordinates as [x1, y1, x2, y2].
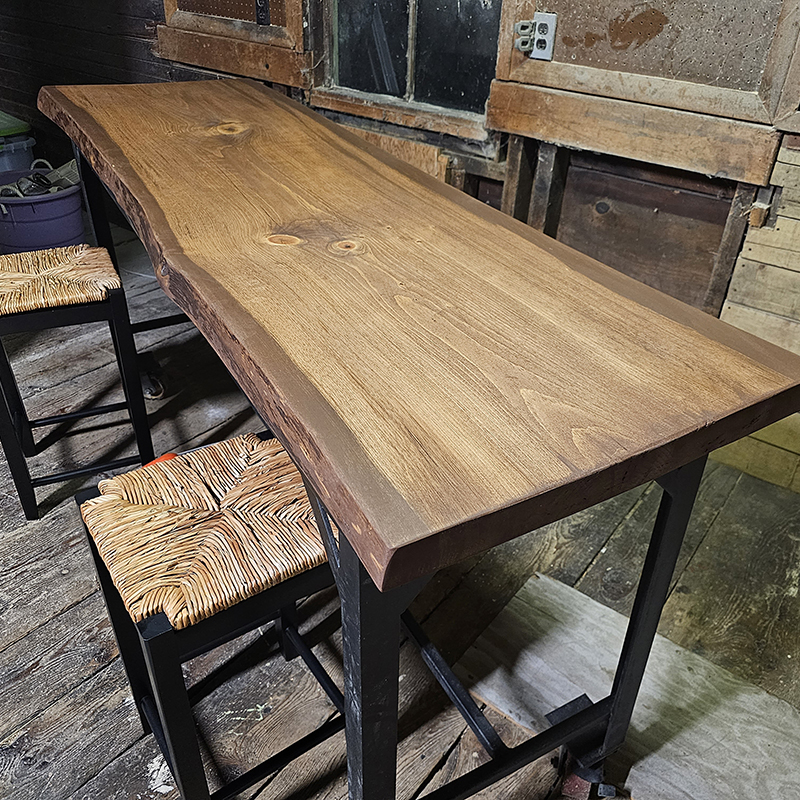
[31, 455, 141, 487]
[30, 401, 130, 428]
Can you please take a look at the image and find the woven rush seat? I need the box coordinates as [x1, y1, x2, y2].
[0, 244, 120, 315]
[0, 244, 153, 519]
[80, 432, 328, 630]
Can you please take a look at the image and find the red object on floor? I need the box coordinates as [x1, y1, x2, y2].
[561, 772, 591, 799]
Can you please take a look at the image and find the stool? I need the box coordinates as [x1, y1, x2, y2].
[0, 244, 154, 519]
[78, 433, 342, 800]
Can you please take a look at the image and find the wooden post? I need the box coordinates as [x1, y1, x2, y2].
[702, 183, 758, 316]
[527, 142, 570, 238]
[500, 135, 536, 221]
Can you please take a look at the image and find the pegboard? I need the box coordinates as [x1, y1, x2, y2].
[544, 0, 782, 91]
[178, 0, 257, 22]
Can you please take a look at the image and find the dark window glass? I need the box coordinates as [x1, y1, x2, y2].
[414, 0, 502, 112]
[337, 0, 408, 97]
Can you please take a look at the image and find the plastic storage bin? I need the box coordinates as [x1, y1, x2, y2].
[0, 111, 35, 172]
[0, 137, 36, 172]
[0, 168, 84, 254]
[0, 111, 30, 138]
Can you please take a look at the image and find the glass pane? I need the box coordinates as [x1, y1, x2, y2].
[414, 0, 502, 112]
[337, 0, 409, 97]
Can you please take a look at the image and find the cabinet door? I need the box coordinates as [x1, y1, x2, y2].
[497, 0, 800, 123]
[489, 0, 797, 183]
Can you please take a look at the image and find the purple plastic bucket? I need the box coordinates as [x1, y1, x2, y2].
[0, 168, 84, 254]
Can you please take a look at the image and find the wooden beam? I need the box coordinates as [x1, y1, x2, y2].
[487, 81, 781, 186]
[309, 87, 489, 142]
[703, 183, 758, 316]
[165, 10, 295, 48]
[527, 142, 570, 238]
[500, 135, 535, 221]
[341, 126, 449, 182]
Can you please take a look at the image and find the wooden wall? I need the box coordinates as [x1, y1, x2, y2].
[0, 0, 211, 161]
[713, 135, 800, 490]
[726, 136, 800, 351]
[557, 154, 735, 310]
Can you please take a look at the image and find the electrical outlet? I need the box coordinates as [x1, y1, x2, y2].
[530, 12, 557, 61]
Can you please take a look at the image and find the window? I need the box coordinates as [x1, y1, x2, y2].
[334, 0, 503, 114]
[157, 0, 311, 88]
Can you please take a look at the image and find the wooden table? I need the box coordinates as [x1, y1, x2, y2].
[39, 79, 800, 800]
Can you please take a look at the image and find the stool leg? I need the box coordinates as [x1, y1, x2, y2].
[0, 339, 36, 456]
[86, 534, 154, 735]
[107, 289, 154, 464]
[0, 364, 37, 519]
[276, 602, 299, 661]
[139, 614, 211, 800]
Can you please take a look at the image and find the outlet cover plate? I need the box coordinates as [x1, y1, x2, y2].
[530, 12, 557, 61]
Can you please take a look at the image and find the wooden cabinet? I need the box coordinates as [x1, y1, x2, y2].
[489, 0, 800, 184]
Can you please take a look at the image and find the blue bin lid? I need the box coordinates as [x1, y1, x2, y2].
[0, 111, 31, 138]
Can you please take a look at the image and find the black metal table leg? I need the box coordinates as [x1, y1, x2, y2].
[107, 288, 155, 464]
[75, 146, 119, 265]
[597, 456, 707, 762]
[338, 534, 427, 800]
[308, 460, 706, 800]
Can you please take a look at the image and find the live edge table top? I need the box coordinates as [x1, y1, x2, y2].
[39, 79, 800, 590]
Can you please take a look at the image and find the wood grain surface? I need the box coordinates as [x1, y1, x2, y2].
[38, 79, 800, 590]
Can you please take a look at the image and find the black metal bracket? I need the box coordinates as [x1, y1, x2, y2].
[324, 456, 706, 800]
[303, 475, 342, 578]
[401, 610, 507, 759]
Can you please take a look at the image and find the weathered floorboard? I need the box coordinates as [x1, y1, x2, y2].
[0, 660, 141, 800]
[458, 575, 800, 800]
[575, 461, 739, 617]
[659, 472, 800, 706]
[0, 592, 115, 741]
[0, 516, 97, 653]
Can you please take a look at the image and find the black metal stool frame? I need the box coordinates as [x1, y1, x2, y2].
[0, 288, 154, 519]
[76, 487, 345, 800]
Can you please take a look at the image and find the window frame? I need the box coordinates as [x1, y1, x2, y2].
[157, 0, 312, 87]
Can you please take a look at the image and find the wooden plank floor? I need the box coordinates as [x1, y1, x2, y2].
[458, 575, 800, 799]
[0, 232, 798, 799]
